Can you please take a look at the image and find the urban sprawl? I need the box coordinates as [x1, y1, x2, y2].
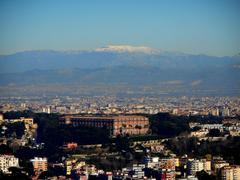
[0, 96, 240, 180]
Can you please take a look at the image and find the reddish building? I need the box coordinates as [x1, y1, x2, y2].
[60, 115, 149, 136]
[30, 157, 48, 175]
[66, 142, 78, 149]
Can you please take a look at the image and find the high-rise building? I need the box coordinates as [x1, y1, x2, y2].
[233, 166, 240, 180]
[172, 108, 179, 115]
[221, 165, 240, 180]
[0, 155, 19, 174]
[222, 107, 230, 117]
[211, 108, 220, 116]
[42, 107, 51, 114]
[30, 157, 48, 174]
[0, 114, 3, 121]
[201, 159, 211, 173]
[187, 159, 204, 175]
[213, 160, 229, 173]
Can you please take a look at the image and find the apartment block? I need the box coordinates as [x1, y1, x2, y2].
[0, 155, 19, 174]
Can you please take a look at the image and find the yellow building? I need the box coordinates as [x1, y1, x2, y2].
[0, 114, 4, 124]
[202, 159, 211, 172]
[66, 159, 77, 175]
[213, 161, 229, 173]
[221, 165, 240, 180]
[66, 158, 86, 175]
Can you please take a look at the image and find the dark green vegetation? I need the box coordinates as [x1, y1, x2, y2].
[1, 111, 239, 165]
[3, 110, 110, 145]
[36, 114, 110, 146]
[208, 129, 221, 137]
[166, 136, 240, 164]
[149, 113, 190, 137]
[0, 121, 25, 138]
[196, 170, 216, 180]
[0, 144, 12, 154]
[2, 111, 192, 144]
[2, 111, 111, 161]
[149, 113, 224, 137]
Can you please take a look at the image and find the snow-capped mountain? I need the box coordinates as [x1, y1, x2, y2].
[95, 45, 161, 54]
[0, 45, 239, 96]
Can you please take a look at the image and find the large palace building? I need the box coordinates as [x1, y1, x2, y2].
[59, 115, 149, 136]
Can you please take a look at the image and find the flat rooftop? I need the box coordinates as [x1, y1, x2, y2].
[62, 115, 148, 120]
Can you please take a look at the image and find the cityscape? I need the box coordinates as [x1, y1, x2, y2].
[0, 0, 240, 180]
[0, 95, 240, 180]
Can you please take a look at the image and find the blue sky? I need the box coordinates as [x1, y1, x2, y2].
[0, 0, 239, 56]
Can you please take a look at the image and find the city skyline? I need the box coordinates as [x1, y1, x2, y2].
[0, 0, 240, 56]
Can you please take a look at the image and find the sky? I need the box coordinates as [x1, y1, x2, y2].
[0, 0, 240, 56]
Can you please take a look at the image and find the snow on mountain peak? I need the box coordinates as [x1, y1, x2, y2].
[95, 45, 160, 54]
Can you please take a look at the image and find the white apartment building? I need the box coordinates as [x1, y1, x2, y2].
[0, 155, 19, 174]
[187, 159, 211, 175]
[187, 159, 205, 175]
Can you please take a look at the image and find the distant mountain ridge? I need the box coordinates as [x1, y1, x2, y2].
[0, 45, 239, 73]
[0, 45, 239, 96]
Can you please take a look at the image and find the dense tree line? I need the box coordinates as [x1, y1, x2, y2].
[0, 122, 25, 138]
[149, 113, 224, 138]
[36, 114, 110, 146]
[165, 136, 240, 164]
[149, 113, 190, 137]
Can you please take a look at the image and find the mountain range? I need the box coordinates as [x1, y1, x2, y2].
[0, 45, 239, 96]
